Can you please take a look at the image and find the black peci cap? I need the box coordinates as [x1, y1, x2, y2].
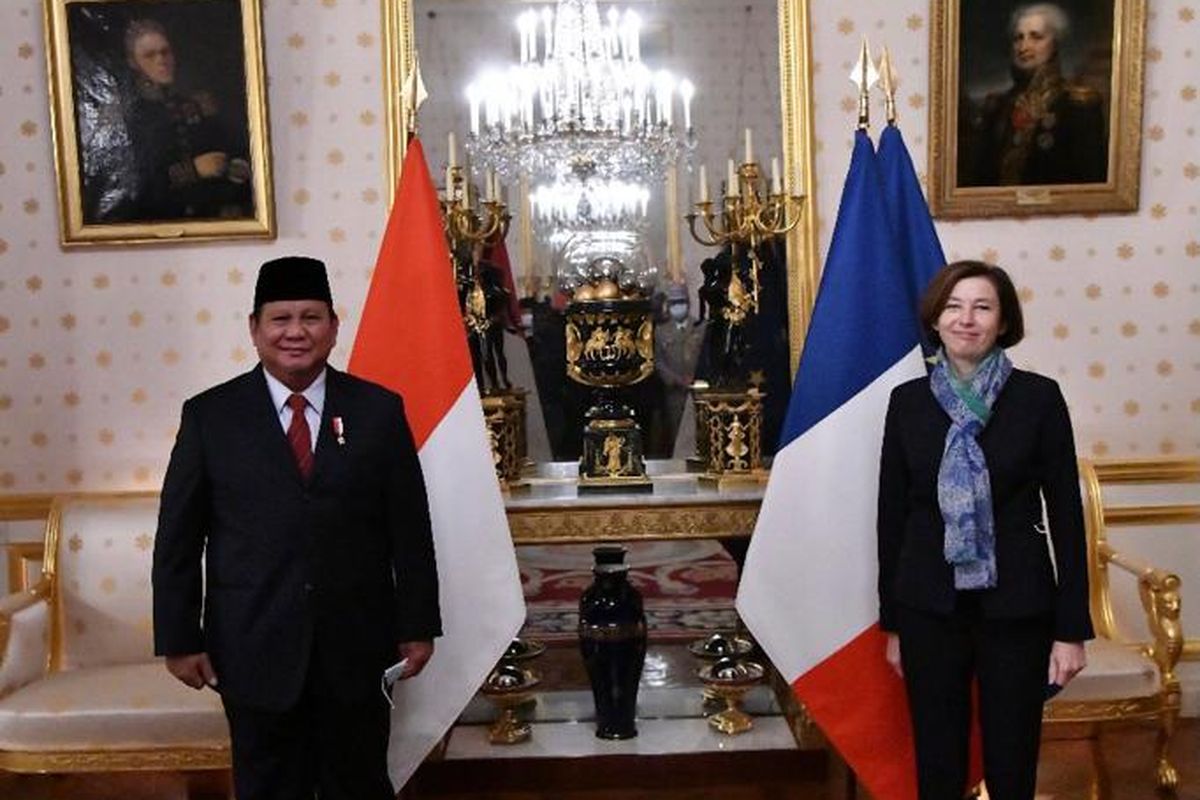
[253, 256, 333, 313]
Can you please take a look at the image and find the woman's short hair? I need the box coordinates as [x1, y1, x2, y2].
[919, 260, 1025, 349]
[1009, 3, 1070, 43]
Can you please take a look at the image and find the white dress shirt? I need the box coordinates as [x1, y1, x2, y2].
[262, 368, 326, 453]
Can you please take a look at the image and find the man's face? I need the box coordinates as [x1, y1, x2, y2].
[130, 32, 176, 86]
[1011, 13, 1056, 71]
[249, 300, 339, 391]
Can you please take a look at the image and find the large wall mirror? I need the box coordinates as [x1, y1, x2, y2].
[383, 0, 817, 464]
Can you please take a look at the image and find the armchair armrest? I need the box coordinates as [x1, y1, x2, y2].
[1098, 542, 1183, 693]
[0, 577, 52, 698]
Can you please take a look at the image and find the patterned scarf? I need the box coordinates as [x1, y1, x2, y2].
[930, 348, 1013, 590]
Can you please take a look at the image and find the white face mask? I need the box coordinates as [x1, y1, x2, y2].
[520, 312, 534, 330]
[668, 303, 689, 322]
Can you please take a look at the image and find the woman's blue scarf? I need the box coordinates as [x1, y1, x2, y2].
[930, 348, 1013, 590]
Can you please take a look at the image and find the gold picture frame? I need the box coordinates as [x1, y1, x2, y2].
[928, 0, 1146, 219]
[44, 0, 274, 246]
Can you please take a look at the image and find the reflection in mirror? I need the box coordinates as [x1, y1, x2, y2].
[411, 0, 800, 466]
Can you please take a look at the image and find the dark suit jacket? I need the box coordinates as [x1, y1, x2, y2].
[877, 369, 1093, 643]
[153, 365, 441, 711]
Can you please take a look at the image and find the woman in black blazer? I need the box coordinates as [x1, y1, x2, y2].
[877, 261, 1092, 800]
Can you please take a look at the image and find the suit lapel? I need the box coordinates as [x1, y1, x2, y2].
[309, 366, 344, 486]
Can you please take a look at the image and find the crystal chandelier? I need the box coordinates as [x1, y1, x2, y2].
[530, 178, 649, 232]
[464, 0, 695, 184]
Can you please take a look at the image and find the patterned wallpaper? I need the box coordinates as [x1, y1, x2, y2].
[0, 0, 1195, 495]
[808, 1, 1199, 460]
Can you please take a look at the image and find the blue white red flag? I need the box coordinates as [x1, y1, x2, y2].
[736, 129, 927, 800]
[878, 124, 945, 354]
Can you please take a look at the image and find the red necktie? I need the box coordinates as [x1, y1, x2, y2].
[286, 394, 315, 480]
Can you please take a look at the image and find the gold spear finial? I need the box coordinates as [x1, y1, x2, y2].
[402, 52, 429, 136]
[878, 45, 899, 126]
[848, 37, 879, 130]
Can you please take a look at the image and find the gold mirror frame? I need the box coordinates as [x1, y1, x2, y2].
[380, 0, 819, 369]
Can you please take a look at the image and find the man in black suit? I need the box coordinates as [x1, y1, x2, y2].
[153, 256, 441, 800]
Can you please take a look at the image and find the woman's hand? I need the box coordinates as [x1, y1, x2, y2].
[885, 633, 903, 678]
[1048, 640, 1086, 687]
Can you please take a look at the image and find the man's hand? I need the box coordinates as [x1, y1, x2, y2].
[1048, 640, 1086, 687]
[165, 652, 218, 689]
[193, 151, 229, 178]
[884, 633, 903, 678]
[397, 640, 435, 679]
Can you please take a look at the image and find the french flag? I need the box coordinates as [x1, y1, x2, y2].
[349, 138, 526, 788]
[736, 127, 940, 800]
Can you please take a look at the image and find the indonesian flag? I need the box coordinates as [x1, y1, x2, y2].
[349, 138, 526, 787]
[736, 130, 928, 799]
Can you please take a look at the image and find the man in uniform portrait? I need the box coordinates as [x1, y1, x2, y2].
[960, 3, 1108, 187]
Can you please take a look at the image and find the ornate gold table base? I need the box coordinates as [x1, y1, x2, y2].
[579, 416, 652, 493]
[482, 389, 527, 490]
[693, 388, 768, 489]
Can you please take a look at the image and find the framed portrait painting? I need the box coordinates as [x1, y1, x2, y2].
[45, 0, 274, 245]
[928, 0, 1146, 218]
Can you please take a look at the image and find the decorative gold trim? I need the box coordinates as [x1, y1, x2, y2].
[6, 542, 44, 594]
[0, 495, 54, 523]
[1070, 458, 1187, 791]
[777, 0, 819, 371]
[382, 0, 415, 203]
[1105, 505, 1200, 526]
[928, 0, 1147, 218]
[43, 0, 275, 245]
[507, 502, 759, 545]
[1092, 459, 1200, 484]
[383, 0, 818, 373]
[1044, 694, 1167, 723]
[0, 746, 229, 773]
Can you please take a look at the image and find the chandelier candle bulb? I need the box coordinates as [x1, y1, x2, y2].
[679, 79, 694, 131]
[699, 165, 709, 202]
[744, 128, 754, 164]
[771, 158, 781, 194]
[727, 159, 739, 198]
[448, 132, 457, 169]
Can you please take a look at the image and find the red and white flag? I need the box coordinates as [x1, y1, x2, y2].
[349, 138, 525, 787]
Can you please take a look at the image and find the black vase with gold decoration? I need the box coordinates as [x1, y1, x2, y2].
[578, 544, 647, 740]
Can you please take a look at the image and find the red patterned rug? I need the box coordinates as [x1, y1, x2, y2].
[517, 540, 739, 641]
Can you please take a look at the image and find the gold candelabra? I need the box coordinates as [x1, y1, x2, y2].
[685, 161, 803, 315]
[440, 165, 510, 249]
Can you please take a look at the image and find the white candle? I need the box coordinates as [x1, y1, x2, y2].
[445, 166, 454, 201]
[771, 157, 781, 194]
[466, 84, 481, 136]
[447, 132, 457, 169]
[727, 158, 739, 198]
[698, 164, 709, 202]
[744, 128, 754, 164]
[542, 8, 554, 61]
[679, 79, 694, 131]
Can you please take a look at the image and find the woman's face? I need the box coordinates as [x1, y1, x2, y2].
[935, 276, 1006, 369]
[130, 31, 175, 86]
[1011, 13, 1056, 71]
